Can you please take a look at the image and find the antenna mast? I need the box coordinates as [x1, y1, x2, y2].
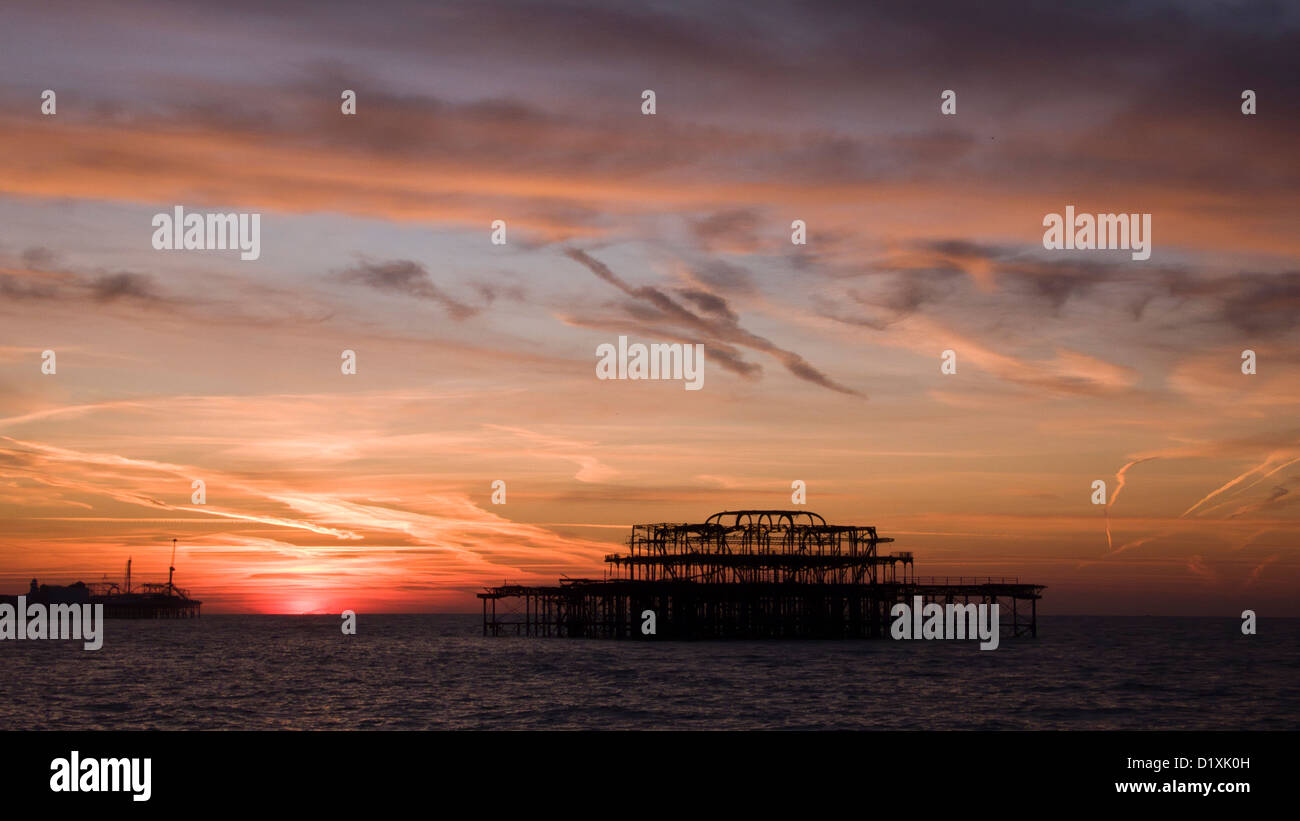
[169, 538, 177, 594]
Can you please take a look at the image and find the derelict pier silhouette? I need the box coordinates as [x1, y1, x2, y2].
[480, 510, 1044, 639]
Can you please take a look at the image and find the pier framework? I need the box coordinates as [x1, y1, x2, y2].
[480, 510, 1043, 640]
[86, 580, 202, 618]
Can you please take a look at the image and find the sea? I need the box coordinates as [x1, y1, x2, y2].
[1, 615, 1296, 730]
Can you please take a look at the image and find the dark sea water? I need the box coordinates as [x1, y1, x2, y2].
[1, 616, 1296, 730]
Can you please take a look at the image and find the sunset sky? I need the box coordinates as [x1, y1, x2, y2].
[1, 0, 1297, 614]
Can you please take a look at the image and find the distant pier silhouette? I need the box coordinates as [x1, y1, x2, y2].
[2, 540, 201, 618]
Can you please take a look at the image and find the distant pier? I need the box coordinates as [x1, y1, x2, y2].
[4, 579, 202, 619]
[480, 510, 1043, 639]
[6, 544, 202, 619]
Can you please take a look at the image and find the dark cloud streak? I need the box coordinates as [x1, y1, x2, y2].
[339, 258, 479, 320]
[565, 248, 862, 396]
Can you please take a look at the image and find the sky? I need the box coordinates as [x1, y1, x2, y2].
[0, 0, 1297, 614]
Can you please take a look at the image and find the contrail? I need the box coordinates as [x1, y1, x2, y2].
[1248, 454, 1300, 485]
[1181, 454, 1281, 517]
[1106, 532, 1162, 557]
[1105, 457, 1155, 550]
[1246, 554, 1280, 586]
[1199, 454, 1300, 516]
[1111, 457, 1154, 507]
